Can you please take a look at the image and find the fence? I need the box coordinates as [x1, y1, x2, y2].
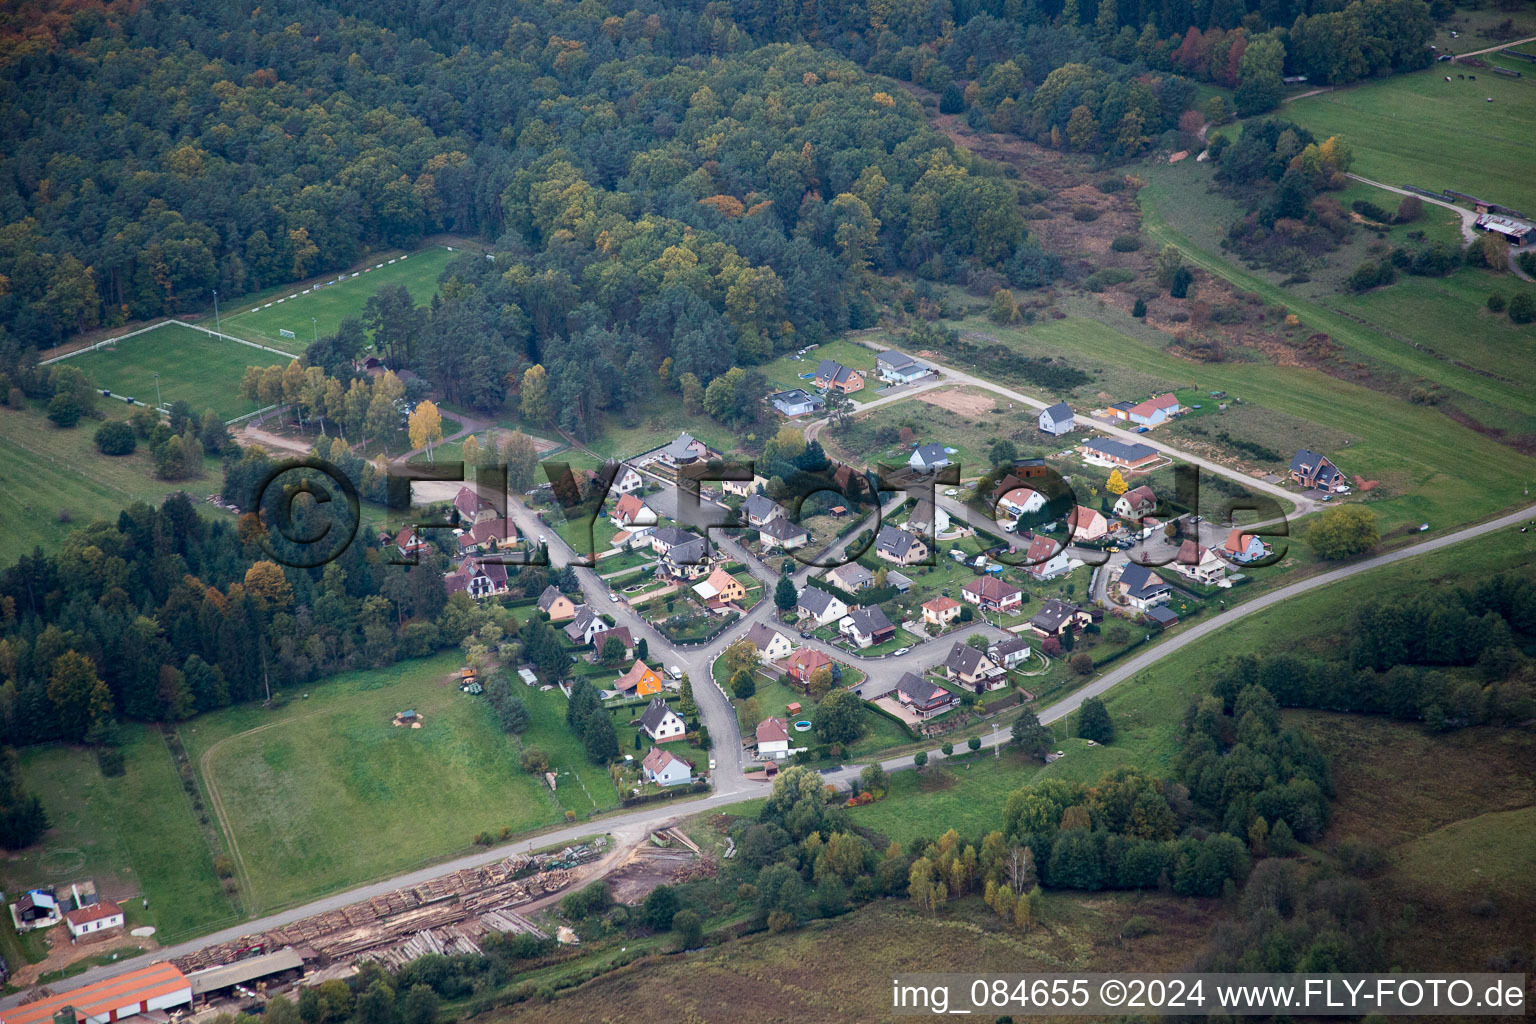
[1503, 49, 1536, 63]
[38, 319, 175, 365]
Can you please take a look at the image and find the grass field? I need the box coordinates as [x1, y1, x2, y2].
[64, 323, 287, 421]
[7, 727, 240, 945]
[1285, 66, 1536, 214]
[0, 404, 224, 564]
[178, 653, 619, 914]
[218, 247, 456, 354]
[756, 338, 881, 400]
[825, 386, 1019, 477]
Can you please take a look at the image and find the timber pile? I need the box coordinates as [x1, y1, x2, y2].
[171, 859, 576, 974]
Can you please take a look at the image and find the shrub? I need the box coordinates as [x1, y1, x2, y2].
[939, 82, 965, 114]
[1509, 293, 1536, 324]
[1110, 234, 1142, 252]
[1169, 266, 1194, 299]
[1395, 194, 1422, 223]
[1097, 177, 1126, 194]
[1487, 293, 1507, 313]
[1084, 268, 1136, 292]
[47, 393, 83, 427]
[1072, 206, 1101, 222]
[94, 420, 137, 455]
[1344, 259, 1394, 293]
[1121, 914, 1156, 938]
[1131, 298, 1147, 318]
[96, 747, 126, 776]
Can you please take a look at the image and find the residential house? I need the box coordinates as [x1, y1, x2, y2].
[961, 575, 1024, 613]
[874, 524, 928, 565]
[771, 389, 825, 417]
[638, 696, 687, 742]
[537, 585, 578, 622]
[1113, 486, 1157, 520]
[395, 527, 432, 559]
[590, 626, 634, 661]
[1021, 532, 1071, 580]
[1171, 539, 1226, 586]
[945, 643, 1005, 691]
[839, 606, 896, 648]
[1289, 449, 1347, 492]
[1067, 505, 1113, 542]
[1117, 563, 1172, 611]
[445, 558, 508, 600]
[876, 349, 932, 384]
[1124, 393, 1181, 427]
[721, 475, 769, 498]
[642, 746, 693, 786]
[1083, 438, 1160, 470]
[796, 587, 848, 626]
[781, 647, 832, 687]
[657, 431, 708, 467]
[564, 606, 611, 646]
[660, 537, 713, 580]
[610, 493, 657, 528]
[692, 566, 748, 606]
[741, 622, 795, 662]
[825, 562, 875, 592]
[907, 443, 952, 472]
[758, 516, 810, 551]
[614, 464, 646, 494]
[990, 636, 1032, 669]
[922, 596, 963, 628]
[906, 498, 951, 536]
[453, 486, 498, 526]
[756, 717, 791, 760]
[996, 485, 1046, 519]
[815, 359, 865, 394]
[648, 526, 699, 555]
[65, 900, 124, 941]
[744, 493, 787, 527]
[1038, 401, 1075, 436]
[1220, 529, 1267, 564]
[456, 518, 517, 556]
[1028, 598, 1092, 637]
[896, 672, 958, 718]
[617, 660, 667, 699]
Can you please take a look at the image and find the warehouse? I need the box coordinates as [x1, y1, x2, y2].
[0, 962, 191, 1024]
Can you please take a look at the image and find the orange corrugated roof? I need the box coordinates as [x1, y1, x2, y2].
[2, 962, 190, 1024]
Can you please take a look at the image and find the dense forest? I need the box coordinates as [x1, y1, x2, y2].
[0, 0, 1438, 358]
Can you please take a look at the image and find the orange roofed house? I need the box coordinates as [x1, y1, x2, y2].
[780, 647, 832, 687]
[0, 963, 192, 1024]
[692, 566, 747, 608]
[922, 596, 962, 628]
[615, 659, 665, 698]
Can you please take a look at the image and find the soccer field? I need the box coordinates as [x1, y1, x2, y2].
[1285, 64, 1536, 213]
[220, 246, 457, 353]
[67, 322, 288, 421]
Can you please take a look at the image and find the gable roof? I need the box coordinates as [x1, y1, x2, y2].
[650, 525, 695, 548]
[0, 962, 191, 1024]
[1120, 485, 1156, 509]
[878, 348, 922, 370]
[1084, 437, 1158, 462]
[909, 443, 949, 467]
[897, 671, 949, 705]
[1177, 539, 1211, 564]
[1147, 604, 1180, 625]
[1222, 528, 1260, 554]
[816, 359, 860, 385]
[618, 660, 663, 693]
[642, 746, 686, 774]
[1119, 563, 1171, 600]
[782, 647, 831, 678]
[639, 696, 680, 733]
[756, 716, 790, 744]
[1030, 597, 1081, 632]
[65, 899, 123, 927]
[743, 493, 782, 522]
[1023, 532, 1060, 566]
[993, 636, 1031, 658]
[876, 524, 923, 558]
[743, 622, 789, 651]
[599, 626, 633, 653]
[537, 584, 567, 611]
[945, 642, 994, 676]
[1041, 401, 1073, 421]
[453, 485, 495, 520]
[828, 562, 874, 589]
[465, 557, 508, 586]
[1069, 505, 1109, 532]
[844, 606, 894, 636]
[759, 516, 809, 542]
[1127, 393, 1179, 418]
[665, 537, 710, 564]
[797, 587, 840, 615]
[613, 492, 648, 521]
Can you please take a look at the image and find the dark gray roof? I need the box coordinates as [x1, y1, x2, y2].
[1147, 604, 1180, 625]
[1042, 401, 1073, 420]
[1290, 448, 1341, 483]
[1030, 597, 1080, 632]
[910, 443, 950, 467]
[662, 431, 701, 460]
[744, 493, 783, 522]
[650, 526, 696, 548]
[876, 524, 922, 558]
[759, 517, 809, 542]
[829, 563, 874, 588]
[816, 359, 860, 385]
[1085, 437, 1157, 462]
[537, 584, 564, 610]
[845, 606, 894, 636]
[743, 622, 788, 650]
[992, 636, 1031, 657]
[639, 697, 680, 734]
[665, 537, 710, 564]
[945, 642, 993, 675]
[897, 672, 949, 705]
[798, 587, 839, 615]
[1119, 563, 1171, 601]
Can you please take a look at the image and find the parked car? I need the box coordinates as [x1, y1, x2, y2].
[892, 647, 910, 656]
[800, 630, 814, 639]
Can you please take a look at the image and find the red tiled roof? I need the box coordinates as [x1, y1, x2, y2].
[756, 717, 790, 744]
[65, 900, 123, 927]
[0, 963, 189, 1024]
[962, 576, 1022, 601]
[923, 597, 960, 612]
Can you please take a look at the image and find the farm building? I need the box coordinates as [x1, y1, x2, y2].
[1474, 213, 1533, 246]
[0, 963, 192, 1024]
